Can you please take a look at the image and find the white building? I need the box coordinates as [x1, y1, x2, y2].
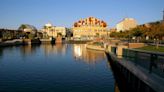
[116, 18, 137, 32]
[42, 23, 66, 38]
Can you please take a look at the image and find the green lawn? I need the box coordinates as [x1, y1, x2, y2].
[137, 46, 164, 52]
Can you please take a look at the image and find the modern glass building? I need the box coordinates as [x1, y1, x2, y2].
[18, 24, 37, 34]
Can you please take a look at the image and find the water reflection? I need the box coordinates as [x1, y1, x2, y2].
[0, 44, 120, 92]
[41, 44, 66, 56]
[1, 44, 105, 65]
[19, 44, 106, 64]
[114, 82, 120, 92]
[73, 44, 106, 64]
[20, 45, 40, 56]
[19, 44, 67, 57]
[0, 48, 3, 59]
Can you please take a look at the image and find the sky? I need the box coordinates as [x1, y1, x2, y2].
[0, 0, 164, 29]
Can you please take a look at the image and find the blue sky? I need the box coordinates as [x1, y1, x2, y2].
[0, 0, 163, 29]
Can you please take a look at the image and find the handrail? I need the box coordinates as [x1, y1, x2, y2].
[122, 48, 164, 78]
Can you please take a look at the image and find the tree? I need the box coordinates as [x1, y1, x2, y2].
[130, 27, 143, 42]
[0, 30, 2, 38]
[110, 32, 119, 38]
[96, 33, 100, 37]
[66, 28, 73, 38]
[150, 23, 164, 48]
[28, 33, 35, 39]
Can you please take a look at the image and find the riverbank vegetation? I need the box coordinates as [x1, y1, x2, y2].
[137, 46, 164, 52]
[110, 21, 164, 49]
[110, 21, 164, 42]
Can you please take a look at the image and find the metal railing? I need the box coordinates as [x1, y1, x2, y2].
[122, 48, 164, 78]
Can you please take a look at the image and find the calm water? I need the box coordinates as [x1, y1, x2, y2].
[0, 44, 115, 92]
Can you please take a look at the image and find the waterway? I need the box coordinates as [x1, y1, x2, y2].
[0, 44, 117, 92]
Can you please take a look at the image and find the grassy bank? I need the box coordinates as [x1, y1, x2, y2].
[137, 46, 164, 52]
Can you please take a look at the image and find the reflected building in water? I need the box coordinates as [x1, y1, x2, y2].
[41, 44, 67, 56]
[20, 45, 40, 56]
[19, 44, 67, 57]
[73, 44, 106, 64]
